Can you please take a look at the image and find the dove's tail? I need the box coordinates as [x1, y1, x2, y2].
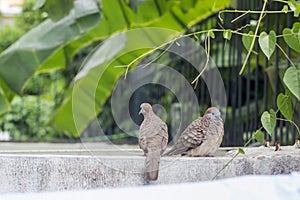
[145, 150, 160, 181]
[163, 144, 188, 156]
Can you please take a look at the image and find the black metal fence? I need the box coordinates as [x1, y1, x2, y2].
[128, 0, 300, 146]
[188, 0, 300, 146]
[0, 0, 299, 146]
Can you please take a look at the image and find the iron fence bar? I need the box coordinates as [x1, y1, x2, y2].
[254, 36, 259, 132]
[273, 2, 280, 142]
[231, 36, 238, 145]
[237, 38, 243, 143]
[264, 3, 270, 142]
[285, 12, 292, 144]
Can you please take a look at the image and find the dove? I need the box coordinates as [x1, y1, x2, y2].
[139, 103, 168, 181]
[164, 107, 223, 157]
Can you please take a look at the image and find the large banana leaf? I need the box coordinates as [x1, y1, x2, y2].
[0, 87, 9, 115]
[50, 0, 231, 136]
[34, 0, 75, 21]
[0, 0, 230, 136]
[0, 0, 100, 94]
[60, 0, 231, 62]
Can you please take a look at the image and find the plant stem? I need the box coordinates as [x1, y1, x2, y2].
[120, 28, 297, 76]
[141, 39, 175, 68]
[275, 43, 295, 66]
[212, 129, 258, 180]
[239, 0, 268, 75]
[276, 118, 300, 136]
[219, 9, 292, 15]
[212, 151, 240, 180]
[192, 32, 211, 84]
[123, 36, 179, 78]
[272, 0, 288, 3]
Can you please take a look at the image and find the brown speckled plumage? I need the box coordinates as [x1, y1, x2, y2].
[164, 107, 224, 157]
[139, 103, 168, 181]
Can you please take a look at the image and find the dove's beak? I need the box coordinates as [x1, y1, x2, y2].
[139, 108, 144, 115]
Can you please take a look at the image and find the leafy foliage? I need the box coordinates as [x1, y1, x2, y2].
[277, 92, 293, 120]
[287, 0, 300, 17]
[9, 0, 229, 136]
[238, 147, 245, 154]
[0, 0, 45, 52]
[0, 0, 68, 139]
[283, 65, 300, 101]
[34, 0, 75, 21]
[0, 0, 47, 115]
[0, 26, 23, 53]
[15, 0, 47, 32]
[0, 72, 66, 140]
[258, 31, 276, 60]
[242, 31, 254, 52]
[283, 22, 300, 53]
[2, 96, 54, 140]
[254, 130, 264, 144]
[0, 0, 101, 94]
[223, 30, 232, 40]
[261, 109, 276, 136]
[0, 0, 300, 141]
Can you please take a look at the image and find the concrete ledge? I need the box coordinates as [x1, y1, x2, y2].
[0, 144, 299, 193]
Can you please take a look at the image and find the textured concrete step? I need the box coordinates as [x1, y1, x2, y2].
[0, 143, 299, 193]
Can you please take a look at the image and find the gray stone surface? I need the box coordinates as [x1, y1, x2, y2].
[0, 143, 299, 193]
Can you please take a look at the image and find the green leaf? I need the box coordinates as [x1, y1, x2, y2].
[0, 86, 10, 115]
[298, 28, 300, 44]
[283, 65, 300, 101]
[254, 130, 264, 144]
[258, 31, 276, 60]
[238, 148, 245, 154]
[223, 30, 232, 40]
[282, 5, 289, 13]
[0, 0, 101, 94]
[242, 31, 254, 51]
[261, 109, 276, 136]
[287, 0, 300, 17]
[34, 0, 47, 9]
[34, 0, 75, 21]
[283, 22, 300, 53]
[127, 0, 148, 11]
[277, 93, 293, 120]
[209, 31, 215, 39]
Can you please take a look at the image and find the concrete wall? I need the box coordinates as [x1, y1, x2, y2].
[0, 146, 299, 193]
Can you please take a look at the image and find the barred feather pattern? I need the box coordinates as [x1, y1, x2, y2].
[164, 107, 224, 157]
[139, 103, 168, 181]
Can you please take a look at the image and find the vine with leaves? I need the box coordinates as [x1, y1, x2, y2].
[120, 0, 300, 179]
[211, 0, 300, 179]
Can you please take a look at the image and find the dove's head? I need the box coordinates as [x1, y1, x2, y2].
[139, 103, 152, 115]
[204, 107, 222, 121]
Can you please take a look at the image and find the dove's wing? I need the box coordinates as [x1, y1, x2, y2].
[138, 131, 147, 153]
[165, 117, 209, 155]
[139, 113, 168, 181]
[139, 115, 168, 152]
[160, 122, 168, 154]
